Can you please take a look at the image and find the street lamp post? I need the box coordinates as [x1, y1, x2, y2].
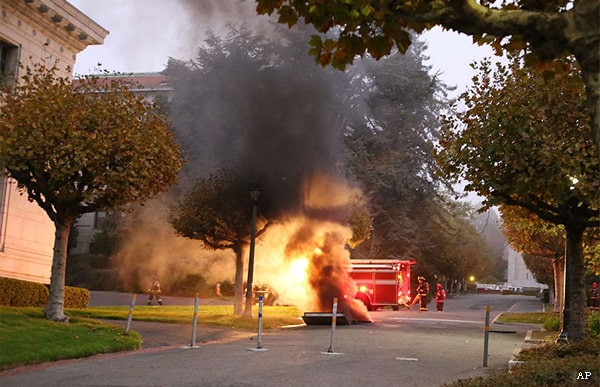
[243, 186, 261, 317]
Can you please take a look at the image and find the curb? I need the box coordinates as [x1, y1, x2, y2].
[508, 330, 553, 371]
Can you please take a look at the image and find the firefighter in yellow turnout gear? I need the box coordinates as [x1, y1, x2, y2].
[147, 275, 163, 305]
[406, 276, 429, 311]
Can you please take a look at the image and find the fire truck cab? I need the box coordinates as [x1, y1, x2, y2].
[349, 259, 414, 311]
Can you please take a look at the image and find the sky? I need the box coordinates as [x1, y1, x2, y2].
[69, 0, 497, 99]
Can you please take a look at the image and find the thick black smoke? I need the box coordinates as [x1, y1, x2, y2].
[166, 7, 353, 217]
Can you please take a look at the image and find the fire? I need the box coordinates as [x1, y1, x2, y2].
[289, 257, 309, 280]
[252, 172, 371, 323]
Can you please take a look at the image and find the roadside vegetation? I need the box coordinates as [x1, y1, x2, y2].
[0, 307, 141, 371]
[0, 304, 302, 371]
[447, 310, 600, 386]
[66, 304, 303, 329]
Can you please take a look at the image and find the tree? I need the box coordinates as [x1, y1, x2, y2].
[501, 205, 565, 311]
[339, 38, 491, 280]
[436, 57, 599, 341]
[423, 199, 495, 289]
[0, 65, 183, 321]
[255, 0, 600, 159]
[342, 39, 448, 260]
[169, 170, 269, 315]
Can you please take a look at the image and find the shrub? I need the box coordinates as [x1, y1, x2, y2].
[166, 273, 209, 297]
[588, 311, 600, 337]
[0, 277, 48, 306]
[219, 280, 235, 296]
[0, 277, 89, 308]
[64, 286, 90, 308]
[445, 338, 600, 386]
[543, 314, 561, 331]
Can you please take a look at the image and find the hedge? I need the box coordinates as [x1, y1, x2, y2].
[0, 277, 89, 308]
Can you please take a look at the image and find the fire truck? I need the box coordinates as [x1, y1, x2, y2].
[349, 259, 414, 311]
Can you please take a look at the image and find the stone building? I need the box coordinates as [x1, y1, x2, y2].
[0, 0, 107, 283]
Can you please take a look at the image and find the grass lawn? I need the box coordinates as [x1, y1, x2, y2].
[495, 311, 555, 325]
[0, 307, 141, 371]
[0, 304, 303, 371]
[67, 304, 304, 329]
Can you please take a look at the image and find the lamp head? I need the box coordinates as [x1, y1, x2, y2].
[250, 186, 261, 203]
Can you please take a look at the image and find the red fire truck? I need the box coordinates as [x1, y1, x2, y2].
[349, 259, 414, 311]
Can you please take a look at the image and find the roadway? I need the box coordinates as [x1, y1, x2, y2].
[0, 293, 544, 387]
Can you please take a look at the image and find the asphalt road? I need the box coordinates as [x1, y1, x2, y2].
[0, 293, 544, 387]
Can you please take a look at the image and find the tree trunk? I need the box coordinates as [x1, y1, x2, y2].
[558, 226, 587, 342]
[233, 243, 245, 315]
[571, 0, 600, 156]
[44, 219, 72, 322]
[553, 257, 564, 313]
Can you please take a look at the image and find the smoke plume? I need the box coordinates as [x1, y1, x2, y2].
[113, 0, 370, 322]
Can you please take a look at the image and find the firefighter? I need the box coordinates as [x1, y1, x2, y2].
[590, 282, 599, 311]
[435, 283, 446, 312]
[407, 276, 429, 311]
[147, 275, 163, 305]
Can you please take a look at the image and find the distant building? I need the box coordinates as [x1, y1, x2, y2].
[0, 0, 107, 283]
[504, 245, 547, 290]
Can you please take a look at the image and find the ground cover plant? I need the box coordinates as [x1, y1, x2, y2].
[67, 304, 303, 330]
[0, 307, 141, 371]
[445, 337, 600, 387]
[446, 311, 600, 386]
[0, 304, 302, 370]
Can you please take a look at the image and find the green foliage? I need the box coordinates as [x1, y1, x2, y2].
[63, 286, 90, 309]
[89, 231, 117, 256]
[543, 314, 561, 331]
[588, 311, 600, 337]
[0, 64, 183, 221]
[66, 253, 121, 291]
[445, 337, 600, 386]
[218, 280, 235, 297]
[436, 56, 598, 341]
[66, 305, 302, 329]
[0, 307, 140, 371]
[341, 41, 489, 282]
[0, 277, 89, 308]
[256, 1, 580, 69]
[0, 277, 48, 307]
[437, 57, 598, 215]
[0, 63, 184, 320]
[167, 273, 208, 297]
[170, 169, 257, 250]
[501, 205, 564, 286]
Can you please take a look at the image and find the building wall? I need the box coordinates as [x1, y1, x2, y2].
[505, 244, 547, 290]
[0, 0, 107, 283]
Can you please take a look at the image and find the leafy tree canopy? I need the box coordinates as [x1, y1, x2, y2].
[437, 57, 598, 228]
[436, 55, 598, 341]
[0, 65, 183, 222]
[0, 64, 183, 321]
[255, 0, 600, 165]
[170, 169, 267, 250]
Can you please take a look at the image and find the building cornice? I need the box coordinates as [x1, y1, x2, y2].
[2, 0, 108, 52]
